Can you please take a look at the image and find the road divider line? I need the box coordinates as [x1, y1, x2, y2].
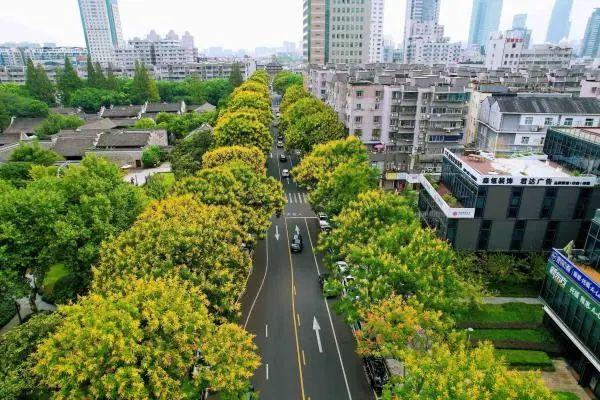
[265, 324, 268, 338]
[294, 284, 297, 296]
[285, 216, 306, 399]
[266, 363, 269, 380]
[243, 233, 269, 330]
[304, 219, 353, 400]
[297, 313, 301, 326]
[302, 350, 306, 366]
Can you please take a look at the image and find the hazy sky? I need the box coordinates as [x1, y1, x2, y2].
[1, 0, 600, 50]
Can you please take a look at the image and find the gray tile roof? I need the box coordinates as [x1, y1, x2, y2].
[494, 97, 600, 115]
[145, 102, 182, 113]
[102, 106, 142, 118]
[5, 118, 46, 134]
[188, 102, 216, 113]
[110, 119, 138, 128]
[49, 107, 80, 115]
[0, 132, 26, 146]
[82, 118, 118, 130]
[95, 132, 150, 148]
[53, 135, 98, 158]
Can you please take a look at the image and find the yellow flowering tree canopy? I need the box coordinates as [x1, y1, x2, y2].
[34, 276, 260, 400]
[93, 195, 251, 320]
[202, 145, 266, 173]
[279, 84, 310, 115]
[386, 341, 554, 400]
[213, 111, 271, 154]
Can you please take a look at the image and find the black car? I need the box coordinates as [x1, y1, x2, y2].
[363, 356, 389, 395]
[279, 153, 287, 162]
[290, 234, 303, 253]
[277, 134, 284, 140]
[318, 272, 330, 289]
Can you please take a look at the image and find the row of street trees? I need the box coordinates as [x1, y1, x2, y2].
[0, 70, 280, 399]
[285, 86, 555, 398]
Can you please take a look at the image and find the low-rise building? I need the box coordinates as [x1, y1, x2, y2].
[418, 149, 599, 252]
[544, 127, 600, 176]
[477, 96, 600, 155]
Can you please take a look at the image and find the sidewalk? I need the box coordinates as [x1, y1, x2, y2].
[0, 294, 56, 334]
[542, 359, 593, 400]
[483, 296, 542, 305]
[123, 162, 171, 186]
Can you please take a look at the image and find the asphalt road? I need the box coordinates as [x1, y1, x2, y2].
[239, 123, 374, 400]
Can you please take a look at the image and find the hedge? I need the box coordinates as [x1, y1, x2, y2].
[496, 349, 555, 371]
[0, 296, 16, 327]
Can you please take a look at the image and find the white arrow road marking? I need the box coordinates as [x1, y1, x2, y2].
[274, 225, 280, 241]
[266, 363, 269, 380]
[295, 225, 300, 235]
[313, 316, 323, 353]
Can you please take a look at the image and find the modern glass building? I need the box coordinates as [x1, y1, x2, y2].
[545, 0, 574, 44]
[585, 210, 600, 269]
[541, 248, 600, 397]
[468, 0, 503, 47]
[544, 127, 600, 176]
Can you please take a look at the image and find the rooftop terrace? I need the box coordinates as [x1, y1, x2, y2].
[458, 153, 572, 178]
[550, 127, 600, 145]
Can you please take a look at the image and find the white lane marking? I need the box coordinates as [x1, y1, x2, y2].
[304, 219, 353, 400]
[265, 324, 268, 338]
[274, 225, 280, 241]
[297, 313, 301, 327]
[243, 234, 269, 329]
[313, 316, 323, 353]
[302, 350, 307, 366]
[288, 193, 294, 203]
[266, 363, 269, 380]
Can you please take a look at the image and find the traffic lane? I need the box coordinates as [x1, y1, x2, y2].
[244, 220, 303, 399]
[286, 218, 351, 400]
[304, 221, 375, 400]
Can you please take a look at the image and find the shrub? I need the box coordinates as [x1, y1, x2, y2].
[141, 145, 164, 168]
[42, 275, 85, 305]
[496, 349, 555, 371]
[0, 296, 16, 327]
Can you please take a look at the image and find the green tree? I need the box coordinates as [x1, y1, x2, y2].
[144, 173, 175, 200]
[202, 145, 266, 173]
[85, 55, 97, 87]
[157, 81, 190, 102]
[130, 62, 160, 104]
[285, 109, 346, 153]
[25, 59, 55, 105]
[134, 117, 158, 129]
[0, 104, 9, 132]
[34, 113, 84, 139]
[213, 111, 271, 154]
[9, 142, 63, 165]
[231, 80, 271, 104]
[279, 84, 310, 114]
[34, 276, 260, 399]
[279, 96, 325, 135]
[199, 78, 233, 106]
[69, 87, 130, 113]
[386, 341, 553, 400]
[273, 71, 303, 94]
[0, 312, 61, 400]
[157, 110, 217, 139]
[105, 68, 119, 91]
[247, 70, 269, 86]
[170, 125, 214, 177]
[293, 136, 367, 189]
[0, 91, 49, 118]
[0, 162, 34, 188]
[309, 160, 378, 215]
[56, 56, 83, 104]
[141, 145, 164, 168]
[93, 196, 252, 320]
[93, 62, 107, 88]
[229, 63, 244, 88]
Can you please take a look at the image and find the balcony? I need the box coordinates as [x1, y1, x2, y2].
[419, 175, 475, 219]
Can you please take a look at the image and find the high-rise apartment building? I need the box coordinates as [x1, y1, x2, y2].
[303, 0, 384, 65]
[468, 0, 503, 48]
[77, 0, 124, 64]
[546, 0, 574, 44]
[403, 0, 459, 65]
[582, 9, 600, 59]
[506, 14, 531, 48]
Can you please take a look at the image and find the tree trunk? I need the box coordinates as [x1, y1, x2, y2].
[15, 301, 22, 324]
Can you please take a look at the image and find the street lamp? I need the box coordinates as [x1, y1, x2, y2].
[466, 327, 474, 342]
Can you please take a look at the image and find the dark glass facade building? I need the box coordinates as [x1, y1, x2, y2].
[544, 127, 600, 176]
[541, 248, 600, 397]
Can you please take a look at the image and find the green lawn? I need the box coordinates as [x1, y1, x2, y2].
[554, 392, 582, 400]
[472, 329, 554, 344]
[42, 263, 68, 295]
[491, 282, 542, 297]
[496, 349, 555, 371]
[458, 303, 544, 326]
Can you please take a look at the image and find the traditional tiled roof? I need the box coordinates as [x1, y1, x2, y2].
[494, 97, 600, 115]
[95, 132, 151, 148]
[5, 118, 46, 134]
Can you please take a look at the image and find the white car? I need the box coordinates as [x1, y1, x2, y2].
[277, 140, 284, 148]
[318, 213, 330, 231]
[281, 169, 290, 178]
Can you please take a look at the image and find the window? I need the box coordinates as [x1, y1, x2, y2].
[564, 118, 573, 126]
[540, 187, 558, 219]
[545, 117, 553, 126]
[356, 103, 362, 110]
[586, 118, 594, 127]
[574, 188, 592, 219]
[475, 187, 487, 218]
[521, 136, 530, 144]
[372, 129, 381, 139]
[507, 187, 523, 218]
[373, 116, 381, 123]
[354, 116, 363, 124]
[477, 220, 492, 251]
[375, 90, 382, 99]
[542, 221, 560, 250]
[356, 90, 363, 98]
[510, 220, 527, 251]
[524, 117, 534, 125]
[447, 219, 458, 245]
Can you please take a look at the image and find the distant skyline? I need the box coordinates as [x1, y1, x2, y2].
[1, 0, 600, 50]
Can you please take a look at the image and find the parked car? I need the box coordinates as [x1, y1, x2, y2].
[363, 357, 390, 395]
[319, 273, 341, 298]
[277, 140, 284, 148]
[335, 261, 349, 276]
[277, 134, 284, 140]
[318, 213, 331, 232]
[290, 233, 303, 253]
[279, 153, 287, 162]
[281, 169, 290, 178]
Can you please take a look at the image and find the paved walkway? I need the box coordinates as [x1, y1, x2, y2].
[0, 293, 56, 334]
[483, 296, 542, 304]
[123, 163, 171, 186]
[543, 359, 593, 399]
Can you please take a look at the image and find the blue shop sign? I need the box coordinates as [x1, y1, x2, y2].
[550, 249, 600, 304]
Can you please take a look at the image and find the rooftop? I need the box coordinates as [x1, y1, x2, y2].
[549, 127, 600, 146]
[493, 97, 600, 115]
[458, 153, 572, 178]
